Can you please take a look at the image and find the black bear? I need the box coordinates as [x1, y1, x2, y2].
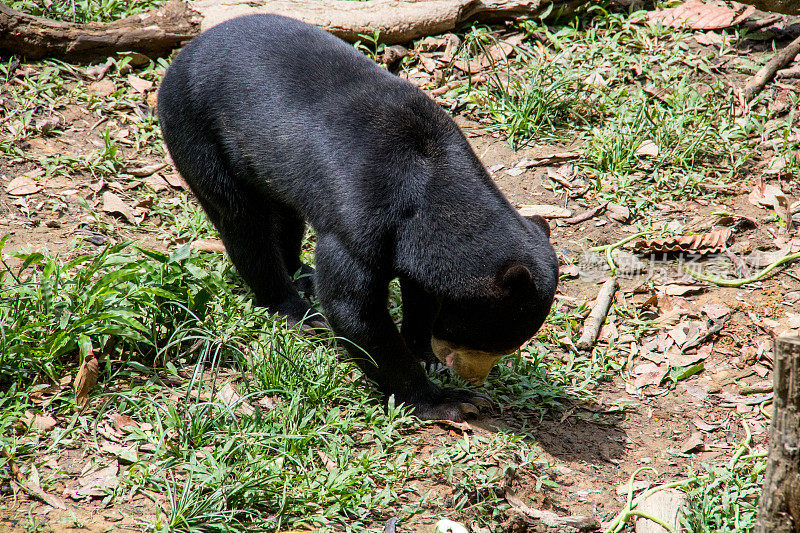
[158, 14, 558, 421]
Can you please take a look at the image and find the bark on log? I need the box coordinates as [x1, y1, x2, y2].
[755, 337, 800, 533]
[192, 0, 584, 44]
[0, 0, 200, 62]
[0, 0, 583, 62]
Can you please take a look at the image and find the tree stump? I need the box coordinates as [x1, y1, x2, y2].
[755, 337, 800, 533]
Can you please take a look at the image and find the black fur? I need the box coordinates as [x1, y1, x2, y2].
[157, 14, 558, 421]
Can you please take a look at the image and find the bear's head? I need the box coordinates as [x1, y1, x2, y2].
[430, 215, 558, 385]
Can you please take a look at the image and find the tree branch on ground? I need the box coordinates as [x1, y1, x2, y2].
[0, 0, 585, 63]
[0, 0, 200, 62]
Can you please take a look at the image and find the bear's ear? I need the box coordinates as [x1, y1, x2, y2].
[500, 263, 532, 291]
[524, 214, 551, 238]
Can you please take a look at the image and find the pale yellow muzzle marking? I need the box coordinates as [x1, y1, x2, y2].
[430, 337, 505, 386]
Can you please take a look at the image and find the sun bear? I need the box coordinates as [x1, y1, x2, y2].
[157, 14, 558, 421]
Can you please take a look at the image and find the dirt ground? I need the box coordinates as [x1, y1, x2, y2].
[2, 11, 800, 533]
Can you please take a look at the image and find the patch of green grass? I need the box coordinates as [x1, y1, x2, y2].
[0, 216, 625, 531]
[680, 417, 767, 533]
[9, 0, 163, 23]
[1, 56, 167, 183]
[682, 455, 766, 533]
[457, 7, 754, 211]
[0, 236, 239, 387]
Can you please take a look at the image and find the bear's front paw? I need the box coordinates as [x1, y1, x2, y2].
[409, 387, 495, 422]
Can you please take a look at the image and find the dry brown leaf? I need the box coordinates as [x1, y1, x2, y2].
[73, 461, 119, 499]
[21, 411, 58, 432]
[146, 91, 158, 108]
[102, 192, 136, 224]
[191, 239, 226, 253]
[117, 51, 150, 67]
[680, 432, 705, 454]
[318, 451, 337, 472]
[606, 203, 631, 223]
[666, 349, 705, 368]
[634, 362, 669, 389]
[35, 116, 61, 134]
[694, 31, 724, 46]
[86, 78, 115, 97]
[701, 301, 730, 320]
[75, 356, 99, 409]
[2, 449, 19, 479]
[417, 53, 440, 73]
[134, 198, 154, 210]
[505, 487, 598, 530]
[647, 0, 754, 30]
[88, 178, 105, 193]
[83, 61, 113, 80]
[6, 175, 42, 196]
[419, 35, 452, 52]
[663, 283, 703, 296]
[517, 204, 572, 219]
[257, 396, 281, 410]
[218, 382, 255, 417]
[748, 183, 786, 209]
[111, 413, 139, 434]
[143, 173, 170, 192]
[679, 381, 710, 402]
[126, 162, 166, 177]
[632, 228, 732, 255]
[584, 71, 608, 87]
[163, 172, 190, 190]
[563, 204, 607, 225]
[127, 75, 153, 93]
[486, 41, 514, 63]
[516, 151, 581, 167]
[692, 416, 720, 432]
[452, 60, 484, 74]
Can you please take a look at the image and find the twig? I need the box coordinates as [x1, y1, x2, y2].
[562, 202, 607, 225]
[576, 277, 618, 351]
[743, 34, 800, 101]
[685, 251, 800, 287]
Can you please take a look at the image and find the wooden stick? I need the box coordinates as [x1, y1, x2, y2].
[0, 0, 585, 62]
[0, 0, 198, 62]
[743, 34, 800, 102]
[576, 277, 618, 351]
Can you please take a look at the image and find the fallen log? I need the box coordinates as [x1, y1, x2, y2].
[0, 0, 200, 62]
[0, 0, 584, 63]
[192, 0, 585, 43]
